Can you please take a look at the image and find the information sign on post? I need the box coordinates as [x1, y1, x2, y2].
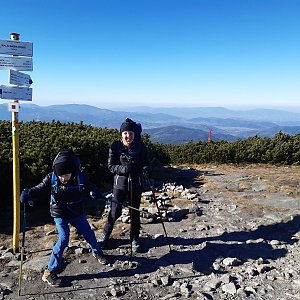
[0, 39, 33, 57]
[9, 70, 32, 86]
[0, 85, 32, 101]
[0, 56, 33, 71]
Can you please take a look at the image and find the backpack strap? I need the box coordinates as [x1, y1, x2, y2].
[51, 173, 58, 204]
[77, 171, 84, 192]
[51, 172, 85, 195]
[51, 172, 58, 191]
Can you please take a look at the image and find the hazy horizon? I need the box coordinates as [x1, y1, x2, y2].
[5, 101, 299, 114]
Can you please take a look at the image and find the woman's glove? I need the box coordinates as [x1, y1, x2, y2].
[120, 154, 135, 173]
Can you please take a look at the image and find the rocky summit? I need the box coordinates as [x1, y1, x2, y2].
[0, 164, 300, 300]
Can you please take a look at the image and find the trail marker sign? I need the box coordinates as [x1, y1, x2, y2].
[0, 56, 33, 71]
[9, 70, 32, 86]
[8, 102, 20, 112]
[0, 39, 33, 57]
[0, 85, 32, 101]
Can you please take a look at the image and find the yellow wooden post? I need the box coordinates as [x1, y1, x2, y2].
[11, 32, 21, 253]
[12, 100, 20, 253]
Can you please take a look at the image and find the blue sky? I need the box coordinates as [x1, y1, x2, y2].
[1, 0, 300, 111]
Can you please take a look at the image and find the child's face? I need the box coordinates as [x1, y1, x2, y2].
[58, 173, 72, 184]
[122, 131, 135, 146]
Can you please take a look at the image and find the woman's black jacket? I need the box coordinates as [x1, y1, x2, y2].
[108, 140, 149, 191]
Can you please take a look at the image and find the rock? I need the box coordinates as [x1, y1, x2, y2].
[74, 247, 84, 255]
[293, 279, 300, 287]
[269, 240, 281, 245]
[220, 274, 231, 284]
[222, 257, 240, 266]
[257, 265, 272, 274]
[1, 252, 14, 260]
[161, 275, 170, 286]
[180, 282, 191, 295]
[204, 278, 222, 291]
[22, 256, 49, 272]
[162, 294, 179, 300]
[221, 282, 237, 295]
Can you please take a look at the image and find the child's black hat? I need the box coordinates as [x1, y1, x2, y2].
[53, 150, 77, 175]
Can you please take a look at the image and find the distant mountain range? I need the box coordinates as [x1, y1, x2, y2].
[1, 103, 300, 144]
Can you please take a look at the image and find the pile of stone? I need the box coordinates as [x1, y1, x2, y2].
[103, 182, 202, 224]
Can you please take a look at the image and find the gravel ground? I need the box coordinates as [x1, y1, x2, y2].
[1, 164, 300, 300]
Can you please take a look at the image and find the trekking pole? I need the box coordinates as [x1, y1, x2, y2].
[128, 173, 133, 256]
[18, 202, 26, 296]
[108, 198, 157, 217]
[146, 176, 172, 252]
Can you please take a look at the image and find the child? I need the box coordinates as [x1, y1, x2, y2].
[20, 149, 107, 287]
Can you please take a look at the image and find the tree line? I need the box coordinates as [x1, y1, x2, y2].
[1, 120, 299, 206]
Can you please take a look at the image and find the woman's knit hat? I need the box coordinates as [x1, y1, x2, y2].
[120, 118, 137, 133]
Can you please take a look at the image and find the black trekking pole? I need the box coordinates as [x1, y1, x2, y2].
[108, 198, 157, 217]
[128, 173, 133, 256]
[146, 176, 172, 252]
[18, 202, 26, 296]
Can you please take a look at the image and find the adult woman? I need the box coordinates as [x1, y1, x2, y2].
[99, 118, 149, 252]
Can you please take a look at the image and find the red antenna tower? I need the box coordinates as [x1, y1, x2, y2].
[208, 129, 213, 143]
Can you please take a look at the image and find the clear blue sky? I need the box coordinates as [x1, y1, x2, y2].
[1, 0, 300, 111]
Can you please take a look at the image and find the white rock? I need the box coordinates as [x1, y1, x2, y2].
[221, 282, 237, 295]
[222, 257, 239, 266]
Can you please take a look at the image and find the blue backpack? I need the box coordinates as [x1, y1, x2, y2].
[51, 150, 85, 197]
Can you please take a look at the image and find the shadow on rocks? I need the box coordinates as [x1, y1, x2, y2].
[58, 215, 299, 287]
[166, 214, 300, 273]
